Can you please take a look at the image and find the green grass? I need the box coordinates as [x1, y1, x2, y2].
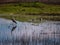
[0, 2, 60, 22]
[0, 2, 60, 15]
[0, 14, 60, 22]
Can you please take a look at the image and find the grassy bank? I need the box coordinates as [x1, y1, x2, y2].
[0, 2, 60, 15]
[0, 2, 60, 22]
[0, 14, 60, 22]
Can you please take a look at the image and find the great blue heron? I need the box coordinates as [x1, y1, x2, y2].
[11, 18, 17, 24]
[11, 18, 17, 33]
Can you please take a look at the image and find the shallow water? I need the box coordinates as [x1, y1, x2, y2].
[0, 18, 60, 45]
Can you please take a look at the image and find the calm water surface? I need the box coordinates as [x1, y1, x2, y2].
[0, 18, 60, 45]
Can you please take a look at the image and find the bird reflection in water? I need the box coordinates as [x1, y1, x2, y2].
[8, 18, 17, 34]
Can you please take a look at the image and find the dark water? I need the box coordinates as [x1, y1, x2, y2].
[0, 18, 60, 45]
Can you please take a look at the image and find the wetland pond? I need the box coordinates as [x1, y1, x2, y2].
[0, 18, 60, 45]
